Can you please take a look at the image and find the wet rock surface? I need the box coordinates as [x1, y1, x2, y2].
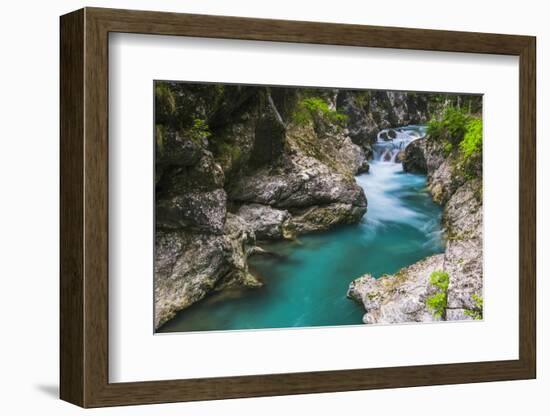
[402, 139, 427, 174]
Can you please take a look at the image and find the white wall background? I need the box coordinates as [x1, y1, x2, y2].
[0, 0, 545, 414]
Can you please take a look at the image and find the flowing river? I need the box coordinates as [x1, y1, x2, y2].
[158, 126, 445, 333]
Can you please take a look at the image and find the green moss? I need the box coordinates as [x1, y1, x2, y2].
[460, 118, 482, 159]
[214, 141, 241, 166]
[426, 270, 450, 319]
[464, 293, 483, 320]
[154, 83, 176, 115]
[155, 124, 166, 156]
[442, 140, 453, 156]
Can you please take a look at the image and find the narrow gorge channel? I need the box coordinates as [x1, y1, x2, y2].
[158, 126, 445, 333]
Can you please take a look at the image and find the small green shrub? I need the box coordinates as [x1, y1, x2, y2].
[427, 118, 444, 139]
[429, 270, 450, 291]
[464, 293, 483, 320]
[293, 97, 348, 128]
[188, 117, 211, 142]
[426, 270, 450, 319]
[426, 292, 447, 319]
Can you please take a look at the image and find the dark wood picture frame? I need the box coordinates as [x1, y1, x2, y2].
[60, 7, 536, 408]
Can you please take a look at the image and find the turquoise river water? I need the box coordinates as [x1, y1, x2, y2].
[159, 126, 445, 333]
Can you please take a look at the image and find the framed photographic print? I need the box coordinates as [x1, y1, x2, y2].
[60, 7, 536, 408]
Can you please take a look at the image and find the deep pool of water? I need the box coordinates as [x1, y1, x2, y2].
[159, 155, 445, 333]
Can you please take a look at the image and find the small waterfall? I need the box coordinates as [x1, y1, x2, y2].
[372, 126, 427, 162]
[358, 124, 431, 228]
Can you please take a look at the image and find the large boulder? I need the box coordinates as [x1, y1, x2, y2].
[156, 141, 227, 233]
[402, 139, 427, 174]
[228, 116, 369, 235]
[230, 155, 366, 210]
[229, 153, 367, 236]
[154, 214, 261, 330]
[156, 188, 227, 234]
[154, 230, 232, 329]
[236, 204, 294, 240]
[156, 130, 204, 168]
[290, 203, 366, 234]
[347, 254, 445, 324]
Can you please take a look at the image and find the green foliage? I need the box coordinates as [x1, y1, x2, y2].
[427, 107, 471, 145]
[426, 270, 450, 319]
[429, 270, 450, 291]
[293, 97, 348, 128]
[460, 118, 483, 159]
[464, 293, 483, 320]
[188, 117, 212, 142]
[427, 105, 483, 179]
[155, 83, 176, 116]
[426, 292, 447, 319]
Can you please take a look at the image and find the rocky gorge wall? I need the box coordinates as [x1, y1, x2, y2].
[336, 90, 432, 157]
[347, 117, 483, 323]
[154, 84, 372, 329]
